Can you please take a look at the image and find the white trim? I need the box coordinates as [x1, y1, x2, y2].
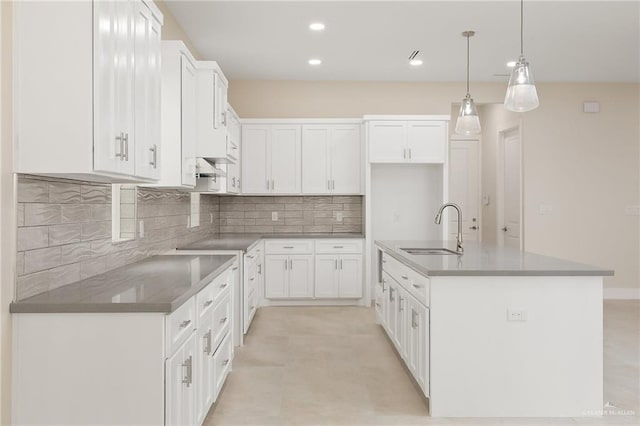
[240, 118, 362, 125]
[363, 114, 451, 121]
[604, 288, 640, 300]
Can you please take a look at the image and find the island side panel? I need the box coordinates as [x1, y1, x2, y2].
[429, 275, 603, 417]
[13, 313, 166, 425]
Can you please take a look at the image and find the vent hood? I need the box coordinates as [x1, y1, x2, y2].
[195, 158, 226, 178]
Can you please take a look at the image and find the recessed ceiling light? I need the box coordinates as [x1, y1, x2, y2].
[308, 58, 322, 66]
[409, 59, 423, 66]
[309, 22, 325, 31]
[507, 61, 517, 68]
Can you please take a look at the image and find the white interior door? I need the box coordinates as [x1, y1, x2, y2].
[331, 125, 361, 194]
[449, 139, 480, 241]
[301, 125, 330, 194]
[499, 127, 522, 249]
[270, 125, 301, 194]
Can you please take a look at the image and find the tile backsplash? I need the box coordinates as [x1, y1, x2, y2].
[16, 175, 219, 300]
[218, 195, 363, 234]
[15, 176, 363, 300]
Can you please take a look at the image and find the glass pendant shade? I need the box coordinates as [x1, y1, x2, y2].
[455, 94, 481, 135]
[504, 56, 539, 112]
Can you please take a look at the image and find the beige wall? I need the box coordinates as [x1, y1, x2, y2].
[155, 0, 201, 59]
[0, 0, 13, 423]
[229, 80, 640, 292]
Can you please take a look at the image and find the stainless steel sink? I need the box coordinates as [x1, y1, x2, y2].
[401, 248, 461, 255]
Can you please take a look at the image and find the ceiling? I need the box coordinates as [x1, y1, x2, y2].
[165, 1, 640, 82]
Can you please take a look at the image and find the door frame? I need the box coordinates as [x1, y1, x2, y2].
[496, 122, 524, 250]
[449, 135, 482, 241]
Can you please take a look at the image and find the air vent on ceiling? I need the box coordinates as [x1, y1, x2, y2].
[408, 50, 420, 61]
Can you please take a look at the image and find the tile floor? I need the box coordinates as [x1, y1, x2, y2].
[205, 302, 639, 426]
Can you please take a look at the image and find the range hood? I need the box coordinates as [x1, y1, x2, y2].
[195, 158, 226, 178]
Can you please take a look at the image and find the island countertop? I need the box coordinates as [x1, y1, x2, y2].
[177, 233, 365, 252]
[10, 254, 236, 314]
[376, 240, 614, 277]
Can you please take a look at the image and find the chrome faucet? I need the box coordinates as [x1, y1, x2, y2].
[434, 203, 464, 254]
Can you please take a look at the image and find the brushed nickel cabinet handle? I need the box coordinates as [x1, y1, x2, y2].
[335, 259, 338, 270]
[115, 133, 124, 159]
[123, 133, 129, 161]
[182, 355, 193, 386]
[401, 275, 408, 280]
[220, 317, 228, 324]
[220, 283, 228, 289]
[179, 320, 192, 329]
[204, 300, 213, 307]
[204, 330, 212, 355]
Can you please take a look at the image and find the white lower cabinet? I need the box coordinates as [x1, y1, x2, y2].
[265, 254, 314, 298]
[379, 250, 430, 398]
[315, 254, 363, 298]
[166, 333, 196, 426]
[243, 243, 262, 333]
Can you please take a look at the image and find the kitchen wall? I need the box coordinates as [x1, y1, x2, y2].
[15, 175, 220, 300]
[218, 195, 363, 234]
[229, 80, 640, 295]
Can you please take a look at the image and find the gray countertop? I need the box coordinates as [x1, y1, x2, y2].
[177, 233, 365, 252]
[10, 254, 236, 314]
[376, 240, 614, 277]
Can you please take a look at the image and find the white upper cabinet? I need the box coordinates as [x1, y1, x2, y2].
[225, 106, 241, 193]
[14, 0, 163, 182]
[241, 125, 301, 194]
[368, 118, 447, 164]
[150, 41, 197, 188]
[302, 124, 362, 195]
[196, 62, 231, 161]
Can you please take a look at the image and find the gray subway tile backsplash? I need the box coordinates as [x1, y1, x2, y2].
[15, 175, 361, 300]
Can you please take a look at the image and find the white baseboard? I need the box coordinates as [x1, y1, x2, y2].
[604, 288, 640, 300]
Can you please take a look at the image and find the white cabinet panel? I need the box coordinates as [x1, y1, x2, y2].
[288, 255, 314, 298]
[368, 121, 406, 162]
[331, 125, 361, 194]
[302, 126, 331, 194]
[181, 56, 197, 187]
[241, 126, 270, 193]
[407, 121, 446, 163]
[195, 318, 214, 424]
[166, 332, 195, 426]
[195, 62, 230, 161]
[270, 126, 301, 194]
[315, 255, 339, 298]
[265, 255, 288, 298]
[338, 254, 363, 298]
[407, 295, 429, 395]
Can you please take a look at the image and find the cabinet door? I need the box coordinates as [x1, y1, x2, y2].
[407, 297, 429, 395]
[331, 125, 361, 194]
[241, 126, 270, 194]
[166, 333, 196, 426]
[289, 255, 314, 298]
[181, 55, 197, 187]
[94, 0, 133, 175]
[264, 255, 288, 298]
[380, 273, 390, 330]
[115, 0, 136, 176]
[270, 125, 301, 194]
[394, 286, 406, 357]
[315, 255, 339, 298]
[406, 121, 446, 163]
[302, 125, 331, 194]
[213, 72, 228, 131]
[368, 121, 406, 163]
[338, 254, 363, 298]
[386, 281, 397, 344]
[133, 2, 161, 179]
[195, 321, 214, 424]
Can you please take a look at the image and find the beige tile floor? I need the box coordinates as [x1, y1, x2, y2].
[205, 302, 639, 426]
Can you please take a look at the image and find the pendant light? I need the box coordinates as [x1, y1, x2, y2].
[455, 31, 481, 135]
[504, 0, 539, 112]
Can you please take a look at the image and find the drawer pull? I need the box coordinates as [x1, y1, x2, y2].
[179, 320, 192, 329]
[204, 330, 212, 355]
[220, 317, 228, 324]
[249, 277, 255, 281]
[204, 300, 213, 307]
[283, 246, 294, 249]
[412, 284, 423, 289]
[333, 246, 344, 248]
[232, 266, 238, 271]
[223, 359, 230, 366]
[401, 275, 408, 280]
[182, 356, 193, 386]
[375, 302, 381, 307]
[220, 283, 228, 289]
[250, 305, 255, 310]
[246, 255, 254, 259]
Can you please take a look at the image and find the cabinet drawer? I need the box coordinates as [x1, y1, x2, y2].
[408, 269, 429, 306]
[212, 291, 232, 352]
[212, 333, 233, 401]
[382, 252, 429, 306]
[264, 239, 313, 254]
[166, 298, 196, 356]
[315, 239, 363, 254]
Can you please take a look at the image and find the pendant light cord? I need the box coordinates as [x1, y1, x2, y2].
[466, 33, 470, 94]
[520, 0, 524, 56]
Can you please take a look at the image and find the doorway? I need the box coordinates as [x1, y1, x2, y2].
[497, 126, 523, 249]
[449, 138, 481, 241]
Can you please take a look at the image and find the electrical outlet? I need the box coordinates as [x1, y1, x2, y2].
[335, 211, 343, 222]
[507, 309, 528, 322]
[210, 213, 214, 223]
[272, 211, 278, 221]
[138, 220, 144, 238]
[625, 206, 640, 216]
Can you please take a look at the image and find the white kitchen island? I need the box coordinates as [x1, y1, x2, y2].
[375, 240, 613, 418]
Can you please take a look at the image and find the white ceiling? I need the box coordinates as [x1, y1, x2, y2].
[165, 1, 640, 82]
